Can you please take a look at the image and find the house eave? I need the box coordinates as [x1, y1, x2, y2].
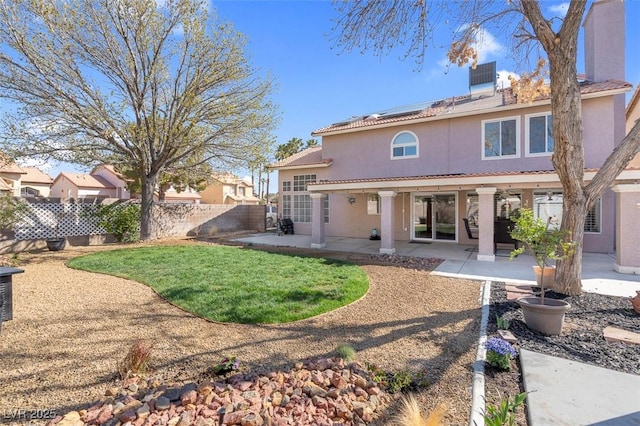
[269, 161, 332, 171]
[309, 169, 640, 193]
[313, 88, 632, 137]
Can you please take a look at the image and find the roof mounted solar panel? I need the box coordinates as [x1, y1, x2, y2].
[469, 61, 497, 98]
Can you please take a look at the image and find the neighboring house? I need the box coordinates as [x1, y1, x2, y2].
[20, 167, 53, 197]
[91, 165, 131, 200]
[200, 173, 260, 205]
[158, 186, 202, 204]
[0, 157, 26, 196]
[50, 172, 119, 201]
[270, 0, 640, 274]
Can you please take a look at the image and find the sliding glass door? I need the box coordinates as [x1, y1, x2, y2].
[413, 194, 456, 241]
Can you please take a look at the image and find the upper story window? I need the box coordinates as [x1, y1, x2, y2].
[391, 131, 418, 159]
[482, 117, 519, 159]
[282, 181, 291, 192]
[526, 113, 554, 156]
[293, 174, 316, 191]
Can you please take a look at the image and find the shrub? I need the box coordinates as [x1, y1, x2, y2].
[92, 201, 140, 243]
[335, 343, 357, 362]
[118, 341, 153, 379]
[212, 355, 239, 375]
[0, 196, 28, 230]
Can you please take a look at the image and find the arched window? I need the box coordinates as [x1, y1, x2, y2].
[391, 131, 418, 159]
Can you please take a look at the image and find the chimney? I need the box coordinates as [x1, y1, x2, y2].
[582, 0, 625, 82]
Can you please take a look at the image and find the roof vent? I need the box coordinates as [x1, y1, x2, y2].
[469, 61, 497, 98]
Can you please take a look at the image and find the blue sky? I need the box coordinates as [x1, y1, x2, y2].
[214, 0, 640, 146]
[11, 0, 640, 180]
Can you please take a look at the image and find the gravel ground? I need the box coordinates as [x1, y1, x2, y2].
[0, 239, 482, 425]
[485, 281, 640, 425]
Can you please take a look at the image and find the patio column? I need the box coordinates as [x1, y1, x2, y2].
[612, 184, 640, 274]
[476, 187, 497, 262]
[379, 190, 396, 255]
[310, 192, 327, 249]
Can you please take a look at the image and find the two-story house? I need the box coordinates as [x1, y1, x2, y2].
[270, 0, 640, 274]
[200, 173, 260, 205]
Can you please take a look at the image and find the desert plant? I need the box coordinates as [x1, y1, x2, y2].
[212, 355, 239, 375]
[118, 341, 153, 379]
[484, 392, 527, 426]
[509, 208, 575, 304]
[393, 394, 446, 426]
[335, 343, 357, 362]
[388, 369, 412, 393]
[93, 201, 141, 243]
[485, 337, 517, 371]
[496, 314, 510, 330]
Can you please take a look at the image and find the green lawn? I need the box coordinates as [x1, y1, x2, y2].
[67, 245, 369, 324]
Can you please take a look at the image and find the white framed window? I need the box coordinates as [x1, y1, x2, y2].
[482, 117, 520, 159]
[585, 197, 601, 233]
[282, 181, 291, 192]
[390, 131, 419, 159]
[282, 194, 291, 218]
[293, 174, 316, 191]
[367, 194, 381, 215]
[324, 196, 330, 223]
[526, 112, 553, 156]
[293, 194, 312, 222]
[533, 191, 601, 233]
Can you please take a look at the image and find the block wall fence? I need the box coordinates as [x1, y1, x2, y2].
[0, 200, 267, 254]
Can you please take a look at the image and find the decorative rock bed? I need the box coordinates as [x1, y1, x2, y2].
[47, 357, 393, 426]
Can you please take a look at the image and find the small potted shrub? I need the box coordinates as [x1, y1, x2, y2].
[509, 208, 575, 335]
[46, 211, 68, 251]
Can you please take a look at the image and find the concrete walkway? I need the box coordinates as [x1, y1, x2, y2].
[232, 232, 640, 425]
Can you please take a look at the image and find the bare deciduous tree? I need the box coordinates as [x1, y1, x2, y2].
[0, 0, 278, 240]
[332, 0, 640, 294]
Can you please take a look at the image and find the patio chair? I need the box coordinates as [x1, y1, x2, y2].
[277, 218, 294, 235]
[463, 218, 478, 240]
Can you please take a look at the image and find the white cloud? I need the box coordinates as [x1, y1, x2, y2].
[473, 28, 503, 64]
[497, 70, 519, 89]
[548, 3, 569, 17]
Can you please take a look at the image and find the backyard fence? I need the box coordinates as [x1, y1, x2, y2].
[0, 199, 266, 254]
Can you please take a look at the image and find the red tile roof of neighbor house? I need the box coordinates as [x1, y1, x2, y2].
[21, 167, 53, 184]
[627, 83, 640, 120]
[0, 158, 26, 174]
[269, 146, 332, 169]
[312, 79, 632, 136]
[55, 172, 115, 189]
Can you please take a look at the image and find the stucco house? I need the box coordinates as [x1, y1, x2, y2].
[200, 173, 260, 205]
[270, 0, 640, 274]
[50, 172, 119, 201]
[0, 157, 25, 196]
[159, 186, 202, 204]
[20, 167, 53, 197]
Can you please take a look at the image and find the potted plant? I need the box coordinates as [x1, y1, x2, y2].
[46, 211, 68, 251]
[509, 208, 575, 335]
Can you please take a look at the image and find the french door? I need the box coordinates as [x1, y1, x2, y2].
[413, 193, 457, 241]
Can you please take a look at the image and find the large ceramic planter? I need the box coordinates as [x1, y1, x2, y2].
[532, 265, 555, 289]
[516, 296, 571, 335]
[46, 238, 66, 251]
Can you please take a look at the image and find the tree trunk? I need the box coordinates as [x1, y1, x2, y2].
[139, 172, 158, 241]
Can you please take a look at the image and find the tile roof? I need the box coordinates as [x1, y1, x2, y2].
[56, 172, 115, 189]
[268, 146, 331, 169]
[212, 173, 252, 186]
[313, 79, 632, 135]
[21, 167, 53, 184]
[0, 158, 26, 174]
